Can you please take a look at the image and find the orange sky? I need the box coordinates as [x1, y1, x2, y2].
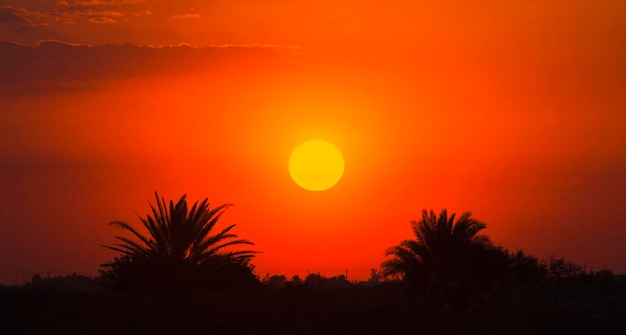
[1, 0, 626, 283]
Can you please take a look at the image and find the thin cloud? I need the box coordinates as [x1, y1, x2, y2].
[131, 10, 151, 17]
[76, 10, 124, 23]
[171, 13, 202, 20]
[0, 6, 28, 24]
[0, 6, 50, 27]
[58, 0, 145, 6]
[87, 16, 117, 24]
[0, 5, 123, 26]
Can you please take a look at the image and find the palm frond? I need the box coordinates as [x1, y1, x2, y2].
[108, 220, 152, 247]
[202, 239, 256, 257]
[191, 204, 232, 249]
[102, 245, 136, 257]
[111, 235, 154, 256]
[192, 223, 237, 255]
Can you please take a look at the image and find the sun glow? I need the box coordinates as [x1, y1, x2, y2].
[288, 140, 345, 191]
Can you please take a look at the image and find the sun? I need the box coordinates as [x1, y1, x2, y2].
[289, 140, 345, 191]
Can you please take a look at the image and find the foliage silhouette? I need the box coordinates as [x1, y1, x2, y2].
[382, 209, 509, 306]
[4, 202, 625, 333]
[100, 192, 259, 293]
[368, 268, 381, 284]
[4, 270, 625, 334]
[28, 273, 99, 291]
[265, 274, 287, 289]
[507, 250, 547, 286]
[289, 274, 303, 286]
[303, 273, 351, 289]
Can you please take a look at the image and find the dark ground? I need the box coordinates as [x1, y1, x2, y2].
[2, 284, 625, 335]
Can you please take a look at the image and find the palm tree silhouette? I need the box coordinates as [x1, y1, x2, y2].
[101, 192, 258, 292]
[382, 209, 496, 304]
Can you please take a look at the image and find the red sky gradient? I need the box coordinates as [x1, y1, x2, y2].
[1, 0, 625, 283]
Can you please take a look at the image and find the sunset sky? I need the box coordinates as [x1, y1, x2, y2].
[1, 0, 625, 283]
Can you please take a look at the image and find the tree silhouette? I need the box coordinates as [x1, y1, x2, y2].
[382, 209, 506, 305]
[100, 192, 259, 293]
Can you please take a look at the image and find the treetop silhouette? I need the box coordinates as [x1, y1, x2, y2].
[382, 209, 507, 306]
[100, 192, 259, 292]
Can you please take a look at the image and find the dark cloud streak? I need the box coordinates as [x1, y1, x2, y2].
[0, 40, 295, 96]
[0, 6, 29, 24]
[59, 0, 146, 6]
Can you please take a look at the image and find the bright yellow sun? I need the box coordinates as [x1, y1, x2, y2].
[289, 140, 345, 191]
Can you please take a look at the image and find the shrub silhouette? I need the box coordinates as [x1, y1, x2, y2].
[100, 192, 259, 293]
[265, 274, 287, 289]
[290, 275, 303, 286]
[382, 209, 509, 306]
[507, 250, 547, 287]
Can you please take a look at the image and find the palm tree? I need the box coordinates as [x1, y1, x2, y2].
[382, 209, 500, 304]
[100, 192, 258, 292]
